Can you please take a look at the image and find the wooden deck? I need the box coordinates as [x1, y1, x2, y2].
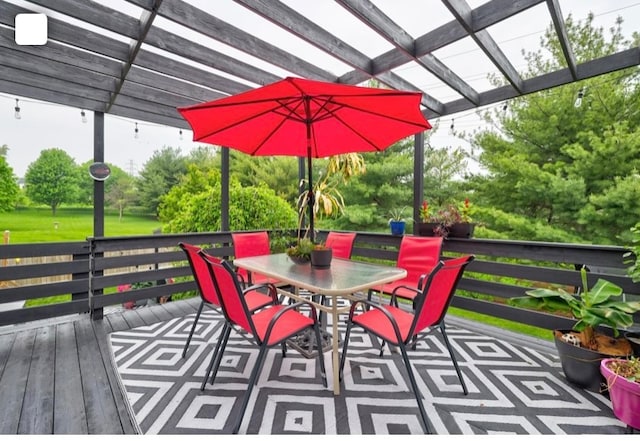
[0, 297, 201, 434]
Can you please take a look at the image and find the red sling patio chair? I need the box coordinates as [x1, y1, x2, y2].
[199, 253, 327, 434]
[178, 242, 277, 360]
[231, 231, 282, 286]
[340, 255, 475, 434]
[324, 231, 357, 259]
[368, 235, 443, 306]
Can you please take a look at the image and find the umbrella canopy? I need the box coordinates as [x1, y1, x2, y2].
[178, 76, 431, 239]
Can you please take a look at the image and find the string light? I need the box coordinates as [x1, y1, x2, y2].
[81, 109, 87, 123]
[574, 87, 585, 108]
[502, 102, 508, 112]
[449, 118, 455, 132]
[14, 98, 21, 119]
[179, 129, 183, 140]
[134, 122, 139, 139]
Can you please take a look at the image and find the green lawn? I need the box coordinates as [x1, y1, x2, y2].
[0, 207, 161, 243]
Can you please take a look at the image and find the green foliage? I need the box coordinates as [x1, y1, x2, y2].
[137, 146, 188, 215]
[0, 155, 19, 212]
[24, 148, 81, 215]
[509, 267, 640, 339]
[624, 223, 640, 283]
[285, 237, 314, 259]
[159, 167, 297, 233]
[468, 14, 640, 245]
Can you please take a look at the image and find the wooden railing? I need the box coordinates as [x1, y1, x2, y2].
[0, 230, 638, 330]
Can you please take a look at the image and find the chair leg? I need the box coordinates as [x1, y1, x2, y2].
[232, 344, 268, 434]
[398, 344, 433, 434]
[338, 322, 353, 383]
[202, 323, 231, 390]
[439, 322, 467, 395]
[313, 323, 328, 387]
[182, 300, 205, 358]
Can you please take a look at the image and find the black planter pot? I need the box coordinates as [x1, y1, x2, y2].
[554, 330, 606, 393]
[625, 331, 640, 356]
[448, 222, 475, 238]
[310, 248, 332, 269]
[417, 222, 440, 236]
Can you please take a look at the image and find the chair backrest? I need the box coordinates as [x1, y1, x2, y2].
[396, 236, 443, 285]
[200, 251, 255, 335]
[232, 231, 271, 258]
[179, 242, 221, 306]
[232, 232, 271, 283]
[411, 255, 475, 335]
[325, 232, 357, 259]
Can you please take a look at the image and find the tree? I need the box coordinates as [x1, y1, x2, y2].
[0, 154, 19, 212]
[24, 148, 80, 215]
[158, 165, 297, 233]
[469, 13, 640, 244]
[137, 146, 187, 215]
[104, 167, 136, 221]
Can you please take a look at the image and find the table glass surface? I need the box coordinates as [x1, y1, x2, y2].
[232, 253, 406, 295]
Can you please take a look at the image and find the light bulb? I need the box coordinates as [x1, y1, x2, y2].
[574, 88, 584, 108]
[14, 99, 21, 119]
[81, 109, 87, 123]
[134, 122, 139, 139]
[179, 129, 183, 140]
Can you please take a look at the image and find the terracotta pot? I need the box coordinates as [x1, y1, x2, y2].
[601, 358, 640, 430]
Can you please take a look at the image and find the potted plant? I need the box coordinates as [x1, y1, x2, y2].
[509, 266, 640, 392]
[310, 242, 332, 269]
[448, 198, 476, 238]
[416, 200, 441, 236]
[623, 223, 640, 355]
[286, 237, 315, 264]
[600, 357, 640, 430]
[388, 207, 407, 236]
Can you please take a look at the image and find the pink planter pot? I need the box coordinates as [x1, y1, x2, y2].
[600, 358, 640, 430]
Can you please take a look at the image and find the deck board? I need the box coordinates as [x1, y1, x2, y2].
[53, 321, 88, 434]
[0, 301, 190, 435]
[74, 319, 123, 434]
[0, 332, 16, 379]
[0, 329, 36, 433]
[18, 326, 55, 434]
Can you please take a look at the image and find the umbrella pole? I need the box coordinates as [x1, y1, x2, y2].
[307, 154, 314, 243]
[304, 98, 315, 243]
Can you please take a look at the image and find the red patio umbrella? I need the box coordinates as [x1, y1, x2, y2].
[178, 76, 431, 240]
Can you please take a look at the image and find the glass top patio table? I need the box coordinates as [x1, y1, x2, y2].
[232, 253, 407, 395]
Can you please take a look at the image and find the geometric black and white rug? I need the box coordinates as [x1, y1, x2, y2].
[109, 308, 627, 434]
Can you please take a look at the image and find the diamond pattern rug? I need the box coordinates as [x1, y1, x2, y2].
[109, 306, 626, 435]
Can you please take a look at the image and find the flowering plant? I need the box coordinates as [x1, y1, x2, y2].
[419, 201, 431, 222]
[460, 198, 472, 222]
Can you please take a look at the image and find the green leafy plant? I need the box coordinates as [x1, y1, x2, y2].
[285, 237, 315, 261]
[509, 266, 640, 351]
[459, 198, 472, 223]
[624, 223, 640, 283]
[388, 206, 408, 223]
[606, 356, 640, 384]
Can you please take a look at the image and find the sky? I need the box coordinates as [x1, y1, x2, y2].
[1, 0, 639, 178]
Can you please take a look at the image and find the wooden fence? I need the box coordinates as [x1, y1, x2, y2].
[0, 230, 638, 330]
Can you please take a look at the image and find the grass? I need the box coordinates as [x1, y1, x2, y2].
[448, 306, 553, 341]
[0, 206, 161, 243]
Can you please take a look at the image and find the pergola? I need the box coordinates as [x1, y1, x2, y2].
[1, 0, 638, 233]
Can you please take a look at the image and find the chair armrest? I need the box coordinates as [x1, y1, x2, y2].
[347, 299, 405, 344]
[390, 284, 421, 305]
[262, 301, 320, 344]
[243, 282, 278, 303]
